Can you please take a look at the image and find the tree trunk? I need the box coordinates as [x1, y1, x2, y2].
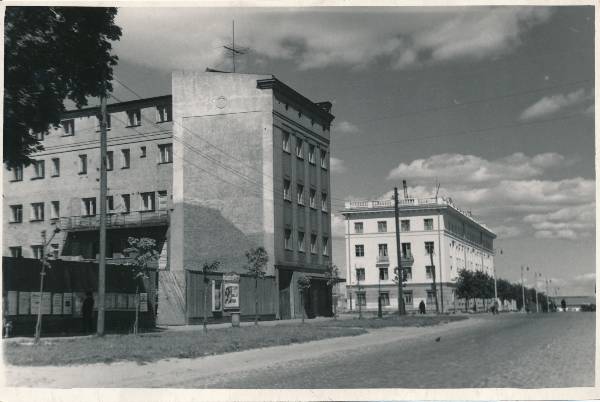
[254, 276, 259, 326]
[134, 284, 139, 335]
[300, 291, 305, 323]
[203, 277, 208, 335]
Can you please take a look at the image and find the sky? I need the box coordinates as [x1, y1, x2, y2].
[108, 6, 595, 296]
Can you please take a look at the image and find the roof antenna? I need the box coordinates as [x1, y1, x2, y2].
[435, 180, 440, 200]
[223, 20, 248, 73]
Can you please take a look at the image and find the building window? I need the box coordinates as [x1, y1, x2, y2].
[78, 154, 88, 174]
[404, 291, 413, 305]
[309, 189, 316, 209]
[158, 190, 168, 210]
[378, 244, 388, 257]
[284, 229, 292, 250]
[310, 234, 317, 254]
[9, 205, 23, 223]
[297, 184, 305, 205]
[355, 268, 365, 282]
[156, 104, 172, 122]
[121, 149, 131, 169]
[32, 245, 44, 260]
[283, 179, 291, 201]
[81, 198, 96, 217]
[158, 144, 173, 164]
[50, 158, 60, 177]
[107, 196, 115, 213]
[354, 222, 363, 233]
[401, 219, 410, 231]
[402, 267, 412, 282]
[105, 151, 114, 171]
[322, 236, 329, 256]
[321, 192, 328, 212]
[295, 138, 304, 159]
[379, 268, 388, 281]
[62, 119, 75, 136]
[32, 160, 45, 179]
[298, 231, 305, 252]
[127, 109, 141, 127]
[30, 203, 44, 221]
[424, 218, 434, 231]
[426, 265, 435, 280]
[140, 192, 156, 211]
[377, 221, 387, 232]
[11, 164, 23, 181]
[96, 113, 111, 130]
[427, 290, 436, 304]
[308, 144, 316, 164]
[50, 201, 60, 220]
[425, 241, 434, 255]
[320, 149, 327, 169]
[355, 244, 365, 257]
[121, 194, 131, 213]
[356, 292, 366, 306]
[140, 146, 147, 158]
[282, 131, 290, 153]
[401, 242, 412, 258]
[380, 292, 390, 306]
[9, 247, 22, 258]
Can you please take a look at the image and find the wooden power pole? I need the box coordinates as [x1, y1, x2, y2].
[394, 187, 406, 315]
[97, 94, 108, 336]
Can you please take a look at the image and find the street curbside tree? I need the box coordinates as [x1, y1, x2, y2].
[297, 274, 311, 324]
[201, 260, 221, 334]
[123, 237, 159, 335]
[244, 247, 268, 326]
[324, 263, 341, 320]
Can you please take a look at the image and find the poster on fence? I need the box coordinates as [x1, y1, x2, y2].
[18, 292, 30, 315]
[127, 294, 136, 310]
[139, 293, 148, 312]
[223, 282, 239, 310]
[19, 292, 30, 315]
[105, 293, 115, 310]
[212, 280, 223, 311]
[73, 293, 84, 317]
[41, 292, 52, 315]
[7, 291, 17, 315]
[63, 293, 72, 315]
[52, 293, 63, 315]
[117, 293, 128, 309]
[30, 292, 41, 315]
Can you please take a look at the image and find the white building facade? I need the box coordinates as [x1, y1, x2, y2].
[341, 197, 496, 313]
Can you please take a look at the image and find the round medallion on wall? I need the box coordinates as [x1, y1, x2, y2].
[215, 96, 227, 109]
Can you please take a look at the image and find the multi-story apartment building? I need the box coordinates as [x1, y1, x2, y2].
[3, 71, 334, 323]
[341, 196, 496, 313]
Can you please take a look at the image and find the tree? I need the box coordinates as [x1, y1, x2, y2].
[244, 247, 268, 325]
[124, 237, 159, 335]
[4, 7, 122, 167]
[297, 274, 311, 324]
[324, 263, 341, 320]
[201, 261, 221, 334]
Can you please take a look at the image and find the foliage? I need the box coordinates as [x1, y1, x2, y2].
[201, 260, 220, 333]
[4, 7, 122, 167]
[244, 247, 268, 279]
[297, 274, 311, 291]
[201, 260, 221, 281]
[324, 263, 341, 288]
[123, 237, 159, 280]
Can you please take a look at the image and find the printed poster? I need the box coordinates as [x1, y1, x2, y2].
[127, 294, 136, 310]
[30, 292, 41, 315]
[223, 282, 239, 310]
[63, 293, 72, 315]
[212, 280, 222, 311]
[139, 293, 148, 312]
[41, 292, 52, 315]
[7, 291, 18, 315]
[117, 293, 128, 309]
[18, 292, 30, 315]
[105, 293, 115, 310]
[52, 293, 63, 315]
[73, 293, 84, 317]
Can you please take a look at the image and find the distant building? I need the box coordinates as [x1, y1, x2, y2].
[3, 72, 335, 324]
[550, 296, 596, 312]
[341, 196, 496, 312]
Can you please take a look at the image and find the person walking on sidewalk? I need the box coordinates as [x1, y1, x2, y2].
[419, 300, 426, 314]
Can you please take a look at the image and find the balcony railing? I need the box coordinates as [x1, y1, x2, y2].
[376, 255, 389, 264]
[59, 210, 169, 231]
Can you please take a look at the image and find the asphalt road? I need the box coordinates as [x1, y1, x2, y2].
[197, 313, 595, 388]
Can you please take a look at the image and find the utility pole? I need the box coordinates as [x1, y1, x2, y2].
[394, 187, 406, 315]
[97, 93, 108, 336]
[545, 278, 551, 312]
[533, 270, 539, 313]
[356, 268, 362, 319]
[428, 245, 439, 314]
[521, 265, 526, 312]
[34, 227, 61, 343]
[223, 20, 248, 73]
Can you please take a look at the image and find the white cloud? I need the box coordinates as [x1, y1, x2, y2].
[387, 152, 567, 184]
[520, 88, 589, 120]
[335, 121, 359, 134]
[114, 7, 553, 72]
[385, 152, 594, 240]
[330, 157, 347, 174]
[331, 213, 347, 238]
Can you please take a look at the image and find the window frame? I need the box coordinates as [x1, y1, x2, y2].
[297, 184, 305, 206]
[401, 219, 410, 232]
[158, 143, 173, 164]
[309, 188, 316, 209]
[31, 245, 44, 260]
[355, 268, 366, 282]
[121, 148, 131, 169]
[51, 158, 60, 177]
[356, 291, 366, 307]
[308, 144, 316, 165]
[140, 146, 147, 158]
[30, 202, 44, 221]
[78, 154, 88, 175]
[32, 160, 45, 180]
[126, 109, 142, 127]
[106, 150, 114, 171]
[321, 192, 328, 212]
[10, 164, 23, 182]
[355, 244, 365, 257]
[377, 221, 387, 232]
[282, 131, 291, 153]
[425, 265, 436, 280]
[81, 198, 97, 217]
[9, 204, 23, 223]
[424, 218, 434, 231]
[379, 267, 389, 281]
[121, 194, 131, 214]
[295, 138, 304, 159]
[140, 192, 156, 212]
[156, 104, 172, 123]
[284, 229, 293, 250]
[9, 246, 22, 258]
[50, 201, 60, 220]
[322, 236, 329, 256]
[320, 149, 327, 169]
[61, 119, 75, 136]
[310, 234, 317, 254]
[354, 222, 364, 234]
[378, 243, 388, 257]
[283, 179, 291, 201]
[298, 231, 305, 252]
[380, 292, 390, 306]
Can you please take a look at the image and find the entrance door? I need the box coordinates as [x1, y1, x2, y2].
[278, 270, 292, 320]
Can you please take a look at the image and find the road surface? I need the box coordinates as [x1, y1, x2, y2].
[194, 313, 595, 388]
[4, 312, 594, 388]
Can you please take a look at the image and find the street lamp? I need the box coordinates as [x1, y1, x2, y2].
[34, 226, 62, 343]
[521, 265, 529, 313]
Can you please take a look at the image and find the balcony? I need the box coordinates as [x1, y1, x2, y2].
[59, 210, 169, 231]
[376, 255, 389, 264]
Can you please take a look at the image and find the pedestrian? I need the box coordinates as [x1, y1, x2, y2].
[82, 292, 94, 333]
[419, 300, 426, 314]
[561, 299, 567, 312]
[493, 299, 499, 315]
